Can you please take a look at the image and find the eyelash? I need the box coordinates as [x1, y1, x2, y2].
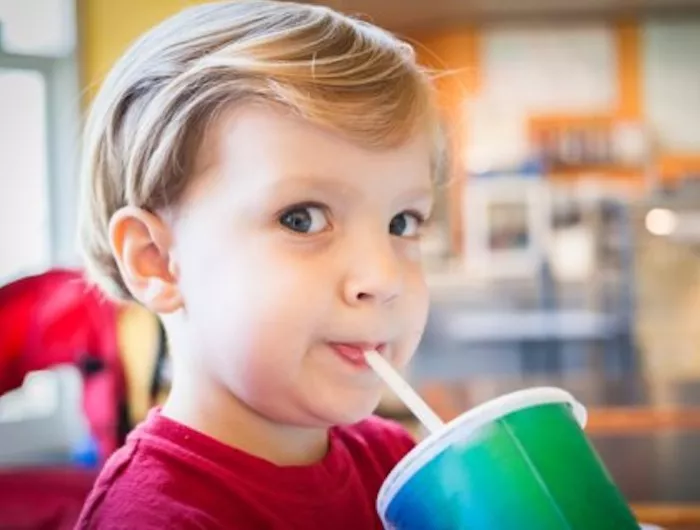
[403, 210, 428, 225]
[276, 203, 430, 234]
[280, 201, 327, 216]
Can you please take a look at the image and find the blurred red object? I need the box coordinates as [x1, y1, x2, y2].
[0, 467, 97, 530]
[0, 269, 128, 529]
[0, 268, 127, 460]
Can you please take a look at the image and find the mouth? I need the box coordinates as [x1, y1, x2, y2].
[327, 342, 387, 369]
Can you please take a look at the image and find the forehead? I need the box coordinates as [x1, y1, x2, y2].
[195, 103, 433, 191]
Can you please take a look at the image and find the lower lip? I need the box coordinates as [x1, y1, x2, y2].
[329, 344, 385, 369]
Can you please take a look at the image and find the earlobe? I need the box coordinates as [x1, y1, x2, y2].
[108, 206, 184, 313]
[143, 278, 184, 313]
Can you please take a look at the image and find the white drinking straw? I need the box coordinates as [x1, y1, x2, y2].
[365, 350, 445, 434]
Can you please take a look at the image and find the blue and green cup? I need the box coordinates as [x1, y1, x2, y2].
[377, 387, 641, 530]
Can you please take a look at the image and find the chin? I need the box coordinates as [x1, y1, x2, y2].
[321, 396, 382, 426]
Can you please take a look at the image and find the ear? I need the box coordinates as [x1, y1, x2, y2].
[109, 206, 183, 313]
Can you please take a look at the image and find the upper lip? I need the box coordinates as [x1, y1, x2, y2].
[329, 342, 386, 352]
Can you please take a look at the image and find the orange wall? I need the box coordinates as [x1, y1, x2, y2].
[409, 21, 645, 249]
[78, 0, 210, 99]
[410, 28, 480, 255]
[411, 21, 643, 137]
[614, 20, 643, 121]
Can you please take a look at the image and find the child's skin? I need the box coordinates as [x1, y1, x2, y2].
[109, 103, 434, 466]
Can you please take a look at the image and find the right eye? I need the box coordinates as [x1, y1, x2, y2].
[278, 205, 329, 234]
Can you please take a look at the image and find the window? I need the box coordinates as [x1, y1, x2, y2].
[0, 66, 51, 281]
[0, 0, 80, 283]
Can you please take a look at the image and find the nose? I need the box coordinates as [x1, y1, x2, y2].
[342, 237, 404, 306]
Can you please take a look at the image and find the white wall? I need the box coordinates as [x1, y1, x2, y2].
[466, 23, 617, 171]
[0, 0, 76, 56]
[643, 19, 700, 153]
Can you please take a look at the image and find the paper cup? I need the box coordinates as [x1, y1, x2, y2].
[377, 387, 639, 530]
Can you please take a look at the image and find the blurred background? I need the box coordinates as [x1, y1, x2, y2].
[1, 0, 700, 528]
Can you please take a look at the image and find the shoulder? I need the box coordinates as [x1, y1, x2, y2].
[333, 415, 416, 465]
[75, 441, 218, 530]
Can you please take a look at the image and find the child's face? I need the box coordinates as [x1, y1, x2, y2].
[171, 104, 433, 427]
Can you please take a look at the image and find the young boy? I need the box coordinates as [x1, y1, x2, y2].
[76, 1, 444, 528]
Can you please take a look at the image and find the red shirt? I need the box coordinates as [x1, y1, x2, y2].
[76, 409, 415, 529]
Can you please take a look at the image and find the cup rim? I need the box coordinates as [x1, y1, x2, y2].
[376, 386, 587, 518]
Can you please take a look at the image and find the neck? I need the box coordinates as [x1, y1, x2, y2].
[161, 364, 329, 467]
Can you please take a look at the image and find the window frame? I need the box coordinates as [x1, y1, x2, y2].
[0, 44, 81, 273]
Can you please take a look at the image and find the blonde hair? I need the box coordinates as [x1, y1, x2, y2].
[79, 0, 445, 301]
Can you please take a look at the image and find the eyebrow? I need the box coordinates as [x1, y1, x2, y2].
[274, 174, 434, 203]
[399, 186, 434, 203]
[273, 175, 348, 195]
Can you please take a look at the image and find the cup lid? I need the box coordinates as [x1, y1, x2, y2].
[377, 387, 586, 517]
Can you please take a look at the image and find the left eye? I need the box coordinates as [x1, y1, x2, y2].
[389, 212, 424, 237]
[279, 205, 329, 234]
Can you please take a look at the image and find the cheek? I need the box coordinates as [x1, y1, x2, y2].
[405, 256, 429, 315]
[175, 232, 330, 357]
[403, 239, 424, 263]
